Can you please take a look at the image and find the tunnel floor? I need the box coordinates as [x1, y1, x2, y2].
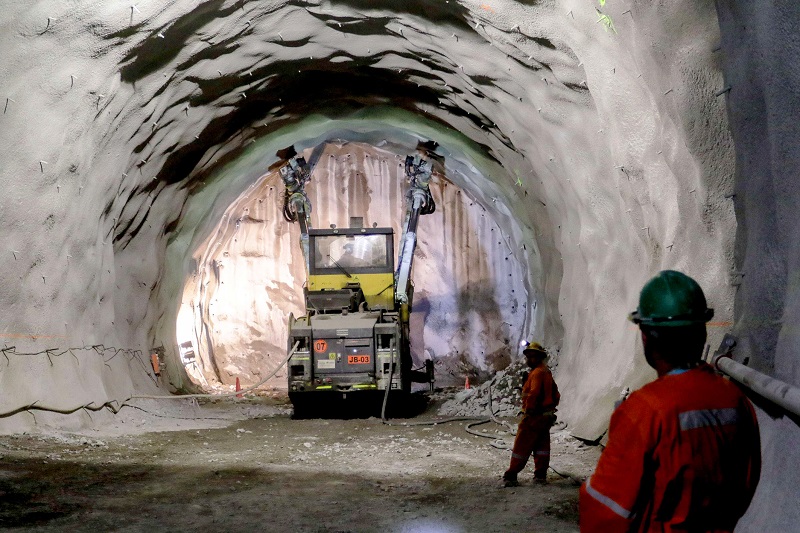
[0, 397, 598, 532]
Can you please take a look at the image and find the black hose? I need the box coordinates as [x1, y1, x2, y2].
[133, 341, 298, 400]
[0, 343, 299, 420]
[379, 354, 580, 482]
[282, 189, 297, 222]
[380, 340, 395, 422]
[420, 191, 436, 215]
[381, 351, 500, 429]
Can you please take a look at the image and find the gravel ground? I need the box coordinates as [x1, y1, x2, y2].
[0, 395, 600, 532]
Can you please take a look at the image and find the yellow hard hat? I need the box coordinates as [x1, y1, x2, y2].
[523, 341, 547, 357]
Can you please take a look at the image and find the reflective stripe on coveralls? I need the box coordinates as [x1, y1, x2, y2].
[584, 476, 634, 519]
[505, 362, 560, 480]
[679, 408, 739, 431]
[507, 413, 553, 479]
[579, 363, 760, 533]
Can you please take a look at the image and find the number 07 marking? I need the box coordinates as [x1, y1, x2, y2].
[314, 340, 328, 353]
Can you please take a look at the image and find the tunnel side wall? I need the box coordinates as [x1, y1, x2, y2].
[715, 1, 800, 529]
[0, 0, 736, 441]
[556, 0, 737, 440]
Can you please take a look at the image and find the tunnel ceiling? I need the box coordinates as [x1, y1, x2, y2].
[111, 0, 580, 197]
[1, 0, 736, 442]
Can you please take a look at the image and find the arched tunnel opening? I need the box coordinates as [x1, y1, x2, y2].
[1, 0, 798, 531]
[176, 137, 534, 392]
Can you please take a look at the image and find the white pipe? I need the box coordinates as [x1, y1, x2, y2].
[713, 354, 800, 417]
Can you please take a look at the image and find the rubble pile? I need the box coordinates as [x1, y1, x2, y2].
[438, 361, 529, 418]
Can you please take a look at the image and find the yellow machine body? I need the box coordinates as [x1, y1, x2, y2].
[308, 272, 395, 311]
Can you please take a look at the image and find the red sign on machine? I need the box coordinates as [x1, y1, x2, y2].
[314, 339, 328, 353]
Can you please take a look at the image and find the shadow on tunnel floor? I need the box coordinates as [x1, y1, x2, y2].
[0, 456, 579, 532]
[290, 391, 430, 420]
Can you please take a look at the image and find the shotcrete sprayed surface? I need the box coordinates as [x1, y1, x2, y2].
[1, 0, 735, 446]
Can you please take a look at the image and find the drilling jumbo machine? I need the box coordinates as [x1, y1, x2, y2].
[279, 146, 437, 416]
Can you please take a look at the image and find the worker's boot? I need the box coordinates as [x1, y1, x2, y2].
[533, 476, 547, 485]
[502, 473, 519, 487]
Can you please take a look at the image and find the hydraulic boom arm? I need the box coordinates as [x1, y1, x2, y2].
[395, 154, 436, 304]
[280, 156, 312, 272]
[279, 148, 437, 306]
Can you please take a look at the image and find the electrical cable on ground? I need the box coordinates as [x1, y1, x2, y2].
[380, 354, 515, 442]
[2, 340, 585, 485]
[381, 365, 580, 484]
[130, 341, 299, 400]
[485, 376, 579, 482]
[379, 341, 491, 428]
[119, 403, 233, 421]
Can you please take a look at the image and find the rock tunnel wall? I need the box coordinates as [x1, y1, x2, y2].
[0, 0, 735, 453]
[0, 1, 734, 437]
[714, 1, 800, 530]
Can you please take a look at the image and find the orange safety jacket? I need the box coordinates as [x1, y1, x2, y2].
[580, 363, 760, 533]
[522, 362, 560, 415]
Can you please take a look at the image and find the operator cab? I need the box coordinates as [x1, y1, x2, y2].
[306, 227, 396, 312]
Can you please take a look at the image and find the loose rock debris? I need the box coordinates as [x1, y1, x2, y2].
[438, 361, 529, 418]
[0, 394, 598, 532]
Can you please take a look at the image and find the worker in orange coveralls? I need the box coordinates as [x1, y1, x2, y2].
[580, 270, 761, 532]
[502, 341, 560, 487]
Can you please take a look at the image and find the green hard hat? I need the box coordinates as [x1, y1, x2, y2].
[629, 270, 714, 327]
